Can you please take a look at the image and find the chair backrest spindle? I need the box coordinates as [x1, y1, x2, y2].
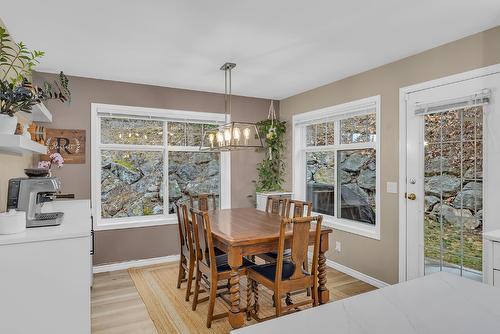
[285, 199, 313, 219]
[266, 196, 288, 216]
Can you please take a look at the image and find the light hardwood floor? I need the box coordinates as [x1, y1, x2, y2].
[91, 264, 376, 334]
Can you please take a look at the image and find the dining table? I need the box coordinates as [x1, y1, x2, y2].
[207, 207, 333, 329]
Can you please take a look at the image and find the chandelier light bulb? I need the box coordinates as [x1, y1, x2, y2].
[118, 133, 122, 139]
[243, 127, 251, 138]
[233, 127, 241, 142]
[243, 127, 251, 145]
[208, 133, 215, 148]
[216, 131, 224, 144]
[224, 128, 231, 142]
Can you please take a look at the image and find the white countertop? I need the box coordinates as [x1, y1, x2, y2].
[233, 272, 500, 334]
[484, 229, 500, 242]
[0, 199, 91, 246]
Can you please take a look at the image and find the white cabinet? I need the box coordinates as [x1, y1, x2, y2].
[484, 230, 500, 287]
[494, 242, 500, 270]
[256, 191, 293, 211]
[0, 200, 91, 334]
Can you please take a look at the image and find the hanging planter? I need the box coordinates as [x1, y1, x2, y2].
[255, 101, 286, 192]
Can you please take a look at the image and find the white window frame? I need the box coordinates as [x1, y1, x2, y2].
[91, 103, 231, 231]
[292, 95, 381, 239]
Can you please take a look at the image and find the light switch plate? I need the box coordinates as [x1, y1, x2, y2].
[386, 182, 398, 194]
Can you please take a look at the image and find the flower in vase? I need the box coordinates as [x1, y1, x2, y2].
[38, 152, 64, 170]
[50, 153, 64, 168]
[38, 161, 51, 169]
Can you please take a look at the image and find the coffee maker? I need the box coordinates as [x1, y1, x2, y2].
[7, 177, 64, 227]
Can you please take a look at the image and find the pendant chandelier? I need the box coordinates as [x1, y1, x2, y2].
[200, 62, 263, 151]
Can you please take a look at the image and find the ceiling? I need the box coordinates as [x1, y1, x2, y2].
[2, 0, 500, 99]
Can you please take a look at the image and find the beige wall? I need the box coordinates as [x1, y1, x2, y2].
[33, 73, 275, 265]
[280, 26, 500, 284]
[0, 20, 34, 212]
[0, 153, 34, 212]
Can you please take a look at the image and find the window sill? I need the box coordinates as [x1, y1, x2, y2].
[322, 215, 380, 240]
[94, 216, 177, 231]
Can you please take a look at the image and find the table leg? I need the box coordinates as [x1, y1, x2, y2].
[318, 234, 330, 304]
[228, 247, 244, 329]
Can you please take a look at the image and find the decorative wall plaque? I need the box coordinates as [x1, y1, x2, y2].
[40, 128, 86, 164]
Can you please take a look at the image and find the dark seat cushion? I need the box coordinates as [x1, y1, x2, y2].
[215, 254, 255, 273]
[214, 247, 225, 256]
[250, 261, 296, 281]
[263, 249, 292, 259]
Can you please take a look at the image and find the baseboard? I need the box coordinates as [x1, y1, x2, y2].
[93, 254, 180, 274]
[325, 258, 389, 288]
[93, 253, 389, 288]
[308, 251, 389, 288]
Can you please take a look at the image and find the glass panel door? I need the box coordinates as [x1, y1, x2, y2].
[423, 107, 483, 281]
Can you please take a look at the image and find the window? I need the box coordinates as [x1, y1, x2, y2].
[293, 96, 380, 239]
[91, 104, 230, 230]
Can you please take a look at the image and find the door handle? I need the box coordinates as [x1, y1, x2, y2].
[405, 193, 416, 200]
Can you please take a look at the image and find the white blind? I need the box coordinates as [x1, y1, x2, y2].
[99, 113, 225, 125]
[97, 106, 226, 125]
[414, 89, 491, 116]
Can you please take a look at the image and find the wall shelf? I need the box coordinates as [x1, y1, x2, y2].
[0, 134, 47, 154]
[20, 102, 53, 123]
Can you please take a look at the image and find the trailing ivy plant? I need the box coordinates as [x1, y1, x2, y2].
[0, 26, 70, 117]
[255, 119, 286, 192]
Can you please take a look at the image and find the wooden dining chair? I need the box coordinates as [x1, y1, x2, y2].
[256, 196, 288, 264]
[190, 208, 255, 328]
[189, 192, 217, 211]
[175, 202, 196, 302]
[260, 198, 312, 263]
[246, 215, 323, 320]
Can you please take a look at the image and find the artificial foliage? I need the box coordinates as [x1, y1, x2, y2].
[0, 26, 70, 116]
[255, 118, 286, 192]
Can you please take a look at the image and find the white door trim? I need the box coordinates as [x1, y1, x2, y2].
[398, 63, 500, 283]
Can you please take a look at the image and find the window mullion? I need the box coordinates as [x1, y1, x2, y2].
[334, 118, 340, 219]
[163, 121, 169, 216]
[333, 146, 338, 219]
[335, 119, 341, 145]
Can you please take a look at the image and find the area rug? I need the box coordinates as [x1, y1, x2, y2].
[129, 262, 316, 334]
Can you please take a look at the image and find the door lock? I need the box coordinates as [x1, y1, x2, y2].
[405, 193, 416, 200]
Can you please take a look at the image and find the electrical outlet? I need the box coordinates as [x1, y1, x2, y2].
[335, 241, 341, 252]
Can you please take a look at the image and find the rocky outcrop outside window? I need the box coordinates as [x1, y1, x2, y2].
[305, 149, 376, 224]
[168, 152, 220, 213]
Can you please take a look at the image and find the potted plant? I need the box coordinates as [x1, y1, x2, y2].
[254, 102, 289, 210]
[0, 26, 70, 134]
